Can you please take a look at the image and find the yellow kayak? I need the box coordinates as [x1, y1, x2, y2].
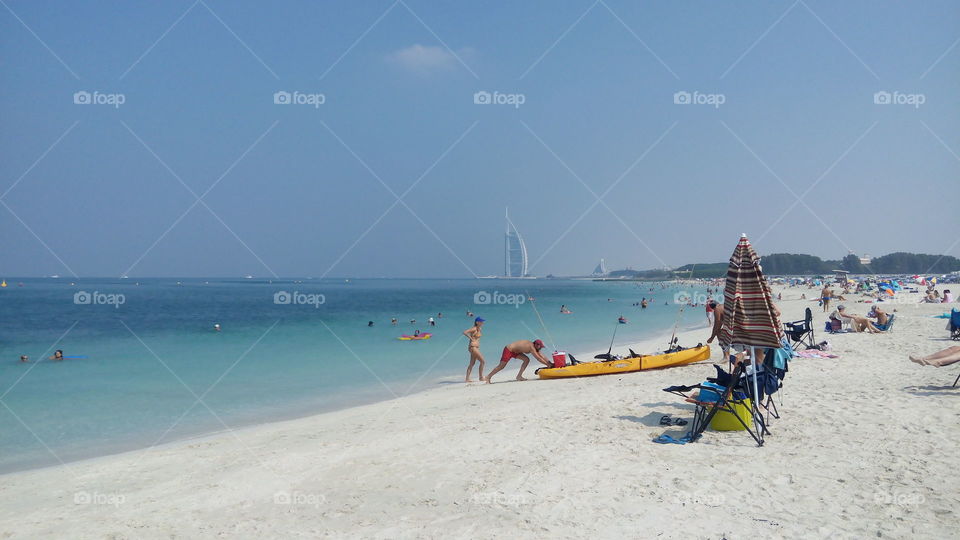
[537, 345, 711, 379]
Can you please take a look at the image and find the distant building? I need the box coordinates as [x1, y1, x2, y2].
[592, 258, 607, 276]
[504, 209, 528, 277]
[848, 250, 872, 266]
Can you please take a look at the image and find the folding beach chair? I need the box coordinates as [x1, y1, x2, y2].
[949, 310, 960, 387]
[783, 308, 815, 350]
[725, 349, 788, 424]
[662, 362, 766, 447]
[874, 313, 895, 332]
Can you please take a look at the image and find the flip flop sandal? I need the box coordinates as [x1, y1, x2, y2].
[674, 418, 688, 426]
[659, 415, 672, 426]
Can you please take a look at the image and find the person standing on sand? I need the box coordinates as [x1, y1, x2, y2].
[821, 285, 833, 313]
[706, 301, 724, 344]
[463, 317, 486, 382]
[484, 339, 550, 383]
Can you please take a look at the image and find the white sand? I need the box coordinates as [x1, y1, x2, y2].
[1, 285, 957, 539]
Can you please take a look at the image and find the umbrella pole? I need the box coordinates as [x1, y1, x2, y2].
[749, 346, 764, 443]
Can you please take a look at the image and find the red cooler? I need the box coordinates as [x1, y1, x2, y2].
[552, 351, 567, 368]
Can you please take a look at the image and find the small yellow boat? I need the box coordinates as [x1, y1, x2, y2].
[537, 345, 711, 379]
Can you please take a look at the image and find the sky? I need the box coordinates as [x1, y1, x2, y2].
[1, 0, 958, 278]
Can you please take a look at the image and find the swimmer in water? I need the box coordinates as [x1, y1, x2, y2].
[391, 318, 398, 325]
[49, 350, 64, 361]
[20, 355, 29, 363]
[214, 323, 221, 332]
[368, 321, 374, 327]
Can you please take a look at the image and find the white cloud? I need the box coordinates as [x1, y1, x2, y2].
[386, 44, 462, 73]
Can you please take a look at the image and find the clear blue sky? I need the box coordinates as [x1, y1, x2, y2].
[1, 1, 958, 278]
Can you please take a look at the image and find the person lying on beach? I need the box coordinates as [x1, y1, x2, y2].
[463, 317, 485, 382]
[484, 339, 549, 383]
[910, 346, 960, 367]
[706, 301, 724, 344]
[833, 305, 882, 333]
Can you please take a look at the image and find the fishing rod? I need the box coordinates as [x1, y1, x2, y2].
[526, 292, 557, 352]
[594, 321, 621, 361]
[667, 263, 696, 351]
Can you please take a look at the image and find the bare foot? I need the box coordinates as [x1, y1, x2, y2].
[909, 356, 929, 366]
[483, 377, 492, 384]
[465, 379, 474, 383]
[516, 375, 528, 381]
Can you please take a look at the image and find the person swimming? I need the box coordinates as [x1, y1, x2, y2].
[368, 321, 374, 327]
[49, 350, 64, 361]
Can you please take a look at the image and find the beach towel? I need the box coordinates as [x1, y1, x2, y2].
[795, 350, 839, 359]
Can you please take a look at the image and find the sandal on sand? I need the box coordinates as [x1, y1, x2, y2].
[659, 415, 672, 426]
[674, 418, 688, 426]
[653, 434, 689, 445]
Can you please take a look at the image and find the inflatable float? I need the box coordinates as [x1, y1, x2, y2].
[537, 345, 710, 379]
[398, 333, 432, 341]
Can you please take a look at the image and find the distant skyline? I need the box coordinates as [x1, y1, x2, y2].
[2, 1, 958, 278]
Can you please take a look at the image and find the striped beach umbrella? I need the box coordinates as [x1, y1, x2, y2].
[718, 234, 784, 351]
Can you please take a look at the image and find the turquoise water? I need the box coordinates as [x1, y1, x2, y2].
[0, 278, 709, 472]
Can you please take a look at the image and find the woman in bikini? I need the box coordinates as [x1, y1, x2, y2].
[463, 317, 486, 382]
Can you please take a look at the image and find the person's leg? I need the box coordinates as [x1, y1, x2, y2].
[465, 354, 476, 382]
[484, 361, 508, 383]
[929, 353, 960, 367]
[466, 349, 482, 382]
[922, 345, 960, 360]
[911, 346, 960, 365]
[477, 350, 486, 380]
[515, 354, 531, 381]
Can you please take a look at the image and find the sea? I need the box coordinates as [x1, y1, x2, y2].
[0, 277, 713, 473]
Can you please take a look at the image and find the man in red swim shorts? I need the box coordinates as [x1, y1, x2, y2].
[484, 339, 550, 383]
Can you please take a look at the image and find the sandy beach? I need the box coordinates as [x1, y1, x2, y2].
[1, 284, 957, 539]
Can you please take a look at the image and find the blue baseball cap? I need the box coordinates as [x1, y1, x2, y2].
[475, 317, 485, 323]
